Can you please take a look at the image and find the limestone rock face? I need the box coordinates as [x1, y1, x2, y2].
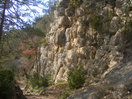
[109, 16, 121, 33]
[56, 7, 65, 16]
[76, 8, 84, 17]
[57, 0, 70, 8]
[65, 7, 75, 17]
[33, 0, 132, 98]
[58, 16, 71, 27]
[55, 28, 66, 46]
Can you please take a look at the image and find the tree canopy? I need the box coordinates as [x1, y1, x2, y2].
[0, 0, 56, 42]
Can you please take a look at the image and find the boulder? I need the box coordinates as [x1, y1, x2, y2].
[77, 24, 85, 38]
[55, 28, 66, 46]
[57, 0, 70, 8]
[65, 42, 72, 50]
[65, 28, 72, 42]
[68, 85, 106, 99]
[55, 66, 67, 83]
[65, 7, 75, 17]
[55, 7, 65, 17]
[68, 63, 132, 99]
[58, 16, 71, 27]
[65, 49, 78, 65]
[73, 38, 85, 47]
[76, 8, 85, 17]
[109, 16, 121, 33]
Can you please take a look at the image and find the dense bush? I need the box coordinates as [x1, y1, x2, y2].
[69, 0, 83, 7]
[89, 14, 103, 31]
[60, 89, 71, 99]
[124, 19, 132, 42]
[67, 66, 85, 89]
[40, 38, 48, 46]
[0, 68, 15, 99]
[27, 73, 49, 89]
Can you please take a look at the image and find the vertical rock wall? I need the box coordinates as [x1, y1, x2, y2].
[33, 0, 132, 84]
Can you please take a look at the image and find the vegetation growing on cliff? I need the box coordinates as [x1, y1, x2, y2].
[26, 73, 49, 89]
[68, 66, 85, 89]
[124, 19, 132, 42]
[89, 14, 103, 31]
[69, 0, 83, 7]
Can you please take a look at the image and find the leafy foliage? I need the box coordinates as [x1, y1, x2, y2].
[39, 38, 48, 46]
[124, 19, 132, 42]
[89, 14, 103, 31]
[27, 73, 49, 89]
[34, 14, 54, 34]
[69, 0, 83, 7]
[0, 68, 15, 99]
[23, 26, 45, 37]
[60, 89, 72, 99]
[68, 66, 85, 89]
[0, 0, 56, 42]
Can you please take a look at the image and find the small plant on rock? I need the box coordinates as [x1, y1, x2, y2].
[27, 73, 49, 89]
[69, 0, 83, 7]
[60, 89, 72, 99]
[89, 14, 103, 31]
[124, 19, 132, 42]
[67, 66, 85, 89]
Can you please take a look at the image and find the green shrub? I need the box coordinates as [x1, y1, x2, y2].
[28, 73, 49, 89]
[89, 14, 103, 31]
[0, 68, 15, 99]
[40, 38, 48, 46]
[60, 89, 71, 99]
[67, 66, 85, 89]
[124, 19, 132, 42]
[95, 0, 115, 6]
[69, 0, 83, 7]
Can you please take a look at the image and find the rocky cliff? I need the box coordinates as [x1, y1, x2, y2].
[32, 0, 132, 98]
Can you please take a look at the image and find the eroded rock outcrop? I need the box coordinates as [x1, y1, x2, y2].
[32, 0, 132, 98]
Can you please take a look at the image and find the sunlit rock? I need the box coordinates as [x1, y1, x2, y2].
[109, 16, 121, 33]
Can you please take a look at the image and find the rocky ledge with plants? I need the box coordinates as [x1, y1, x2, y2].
[29, 0, 132, 99]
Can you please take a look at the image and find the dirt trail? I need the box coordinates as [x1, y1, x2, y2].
[24, 86, 64, 99]
[24, 87, 59, 99]
[25, 95, 56, 99]
[23, 83, 68, 99]
[16, 78, 68, 99]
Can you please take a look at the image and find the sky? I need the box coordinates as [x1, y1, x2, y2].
[7, 0, 54, 24]
[1, 0, 56, 32]
[20, 0, 51, 23]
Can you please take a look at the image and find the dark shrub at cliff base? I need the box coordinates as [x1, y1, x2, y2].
[60, 89, 72, 99]
[68, 66, 85, 89]
[0, 69, 15, 99]
[27, 73, 49, 89]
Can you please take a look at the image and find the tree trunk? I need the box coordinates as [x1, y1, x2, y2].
[0, 0, 7, 42]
